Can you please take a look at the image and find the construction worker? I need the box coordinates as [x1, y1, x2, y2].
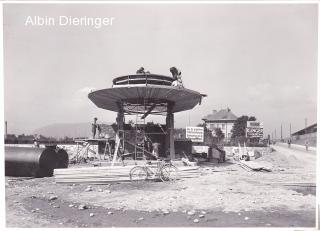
[287, 139, 291, 148]
[97, 124, 102, 138]
[170, 66, 183, 88]
[136, 67, 150, 74]
[92, 117, 98, 139]
[136, 67, 145, 74]
[33, 135, 40, 148]
[170, 67, 179, 80]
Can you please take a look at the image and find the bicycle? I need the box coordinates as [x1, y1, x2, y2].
[129, 159, 179, 183]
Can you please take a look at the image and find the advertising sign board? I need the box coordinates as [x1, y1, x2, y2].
[186, 126, 204, 142]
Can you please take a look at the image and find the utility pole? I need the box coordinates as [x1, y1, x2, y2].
[305, 118, 308, 128]
[305, 118, 308, 135]
[275, 128, 277, 140]
[5, 121, 7, 138]
[289, 123, 292, 138]
[280, 124, 283, 141]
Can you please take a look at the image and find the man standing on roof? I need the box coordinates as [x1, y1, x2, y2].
[136, 67, 145, 74]
[136, 67, 150, 74]
[169, 67, 180, 80]
[92, 117, 98, 139]
[170, 66, 183, 88]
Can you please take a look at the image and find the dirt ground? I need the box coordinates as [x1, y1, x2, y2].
[5, 145, 316, 228]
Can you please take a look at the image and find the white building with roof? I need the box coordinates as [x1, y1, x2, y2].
[202, 108, 238, 141]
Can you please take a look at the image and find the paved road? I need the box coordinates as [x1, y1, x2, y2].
[271, 144, 316, 170]
[275, 142, 316, 153]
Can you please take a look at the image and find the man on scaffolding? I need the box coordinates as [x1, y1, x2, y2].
[169, 66, 184, 88]
[92, 117, 98, 139]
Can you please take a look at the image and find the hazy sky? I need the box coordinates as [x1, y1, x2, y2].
[4, 3, 318, 138]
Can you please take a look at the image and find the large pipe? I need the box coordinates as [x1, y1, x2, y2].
[56, 148, 69, 169]
[5, 147, 58, 177]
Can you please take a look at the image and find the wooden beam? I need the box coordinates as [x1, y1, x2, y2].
[112, 111, 124, 166]
[141, 103, 157, 119]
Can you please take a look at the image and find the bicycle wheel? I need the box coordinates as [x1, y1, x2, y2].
[129, 166, 147, 183]
[159, 164, 179, 182]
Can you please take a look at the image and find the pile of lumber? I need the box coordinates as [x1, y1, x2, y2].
[54, 165, 200, 184]
[178, 166, 201, 178]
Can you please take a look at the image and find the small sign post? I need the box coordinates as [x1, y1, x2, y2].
[246, 121, 263, 139]
[186, 126, 204, 143]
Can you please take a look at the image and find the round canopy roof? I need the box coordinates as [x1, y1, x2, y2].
[88, 74, 205, 114]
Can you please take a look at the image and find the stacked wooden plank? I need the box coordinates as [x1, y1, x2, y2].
[54, 165, 200, 184]
[177, 166, 200, 178]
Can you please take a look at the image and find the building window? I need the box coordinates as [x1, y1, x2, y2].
[222, 124, 225, 129]
[210, 124, 215, 130]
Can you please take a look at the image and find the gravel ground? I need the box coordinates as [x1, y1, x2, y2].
[5, 145, 316, 227]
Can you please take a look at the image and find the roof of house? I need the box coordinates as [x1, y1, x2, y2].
[291, 123, 317, 136]
[202, 108, 238, 122]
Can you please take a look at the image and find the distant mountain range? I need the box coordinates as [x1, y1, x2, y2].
[32, 122, 115, 138]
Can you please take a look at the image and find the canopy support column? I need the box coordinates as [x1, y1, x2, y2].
[166, 102, 175, 160]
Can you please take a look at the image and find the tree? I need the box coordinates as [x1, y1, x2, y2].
[213, 127, 225, 141]
[196, 123, 214, 145]
[231, 115, 256, 139]
[197, 122, 208, 131]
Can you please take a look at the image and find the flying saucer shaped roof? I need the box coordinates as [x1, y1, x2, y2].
[88, 74, 205, 114]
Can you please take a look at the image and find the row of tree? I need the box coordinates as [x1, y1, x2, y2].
[4, 134, 74, 144]
[5, 115, 262, 145]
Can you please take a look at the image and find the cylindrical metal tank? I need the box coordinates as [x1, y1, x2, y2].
[5, 147, 58, 177]
[56, 148, 69, 169]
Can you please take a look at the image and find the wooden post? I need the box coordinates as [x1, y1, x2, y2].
[112, 109, 124, 166]
[166, 103, 175, 160]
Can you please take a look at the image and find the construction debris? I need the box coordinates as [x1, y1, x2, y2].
[162, 209, 170, 215]
[48, 195, 58, 201]
[187, 210, 196, 216]
[181, 158, 197, 166]
[78, 204, 88, 210]
[238, 160, 272, 172]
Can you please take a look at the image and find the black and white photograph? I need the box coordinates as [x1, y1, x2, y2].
[3, 1, 318, 228]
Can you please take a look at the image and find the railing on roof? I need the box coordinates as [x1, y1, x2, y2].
[112, 74, 174, 87]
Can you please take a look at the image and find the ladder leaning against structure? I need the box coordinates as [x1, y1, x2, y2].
[135, 114, 145, 161]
